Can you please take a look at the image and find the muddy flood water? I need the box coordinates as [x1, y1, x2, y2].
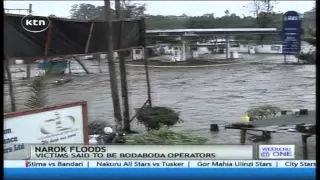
[4, 54, 316, 159]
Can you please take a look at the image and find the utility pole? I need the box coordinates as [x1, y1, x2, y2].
[115, 0, 131, 132]
[141, 18, 153, 107]
[4, 65, 6, 81]
[4, 56, 16, 112]
[104, 0, 123, 132]
[4, 9, 16, 112]
[26, 4, 32, 78]
[5, 4, 32, 79]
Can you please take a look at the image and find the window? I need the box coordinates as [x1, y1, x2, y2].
[135, 50, 141, 54]
[271, 46, 280, 51]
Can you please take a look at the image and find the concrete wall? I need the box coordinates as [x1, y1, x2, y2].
[237, 45, 249, 53]
[15, 59, 24, 64]
[255, 44, 282, 54]
[197, 47, 210, 55]
[99, 52, 118, 60]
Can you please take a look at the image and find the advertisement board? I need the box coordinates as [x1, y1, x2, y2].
[3, 101, 88, 160]
[282, 11, 301, 54]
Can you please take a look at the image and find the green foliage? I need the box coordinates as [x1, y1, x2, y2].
[303, 29, 316, 46]
[246, 105, 281, 120]
[296, 52, 315, 64]
[24, 75, 48, 109]
[69, 2, 146, 20]
[88, 120, 110, 135]
[136, 106, 182, 130]
[70, 3, 106, 20]
[24, 68, 60, 109]
[303, 37, 316, 46]
[122, 2, 146, 18]
[69, 2, 315, 39]
[296, 28, 316, 64]
[125, 128, 209, 145]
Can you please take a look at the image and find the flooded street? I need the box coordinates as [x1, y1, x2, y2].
[4, 54, 316, 159]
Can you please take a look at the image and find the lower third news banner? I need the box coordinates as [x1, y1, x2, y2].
[27, 145, 253, 160]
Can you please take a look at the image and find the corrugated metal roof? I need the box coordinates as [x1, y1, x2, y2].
[146, 28, 281, 36]
[147, 28, 278, 33]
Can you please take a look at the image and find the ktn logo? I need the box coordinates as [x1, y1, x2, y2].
[21, 14, 50, 33]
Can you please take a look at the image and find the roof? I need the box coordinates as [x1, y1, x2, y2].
[4, 13, 141, 23]
[146, 28, 281, 36]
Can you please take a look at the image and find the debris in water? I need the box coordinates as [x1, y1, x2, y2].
[54, 79, 73, 85]
[12, 68, 25, 73]
[19, 77, 28, 80]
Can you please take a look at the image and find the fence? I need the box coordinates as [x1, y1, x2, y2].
[4, 13, 145, 59]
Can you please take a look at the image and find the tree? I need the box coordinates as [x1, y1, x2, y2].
[245, 0, 278, 42]
[4, 55, 16, 112]
[70, 3, 108, 20]
[224, 10, 229, 16]
[24, 73, 48, 109]
[120, 0, 146, 18]
[69, 2, 145, 20]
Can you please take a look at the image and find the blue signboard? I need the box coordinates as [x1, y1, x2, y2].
[282, 11, 301, 54]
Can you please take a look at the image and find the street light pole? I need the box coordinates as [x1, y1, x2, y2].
[104, 0, 123, 132]
[5, 4, 33, 79]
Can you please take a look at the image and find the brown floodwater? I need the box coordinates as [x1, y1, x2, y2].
[4, 54, 316, 159]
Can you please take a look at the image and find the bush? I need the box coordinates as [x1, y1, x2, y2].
[88, 120, 110, 135]
[296, 52, 315, 64]
[125, 128, 209, 145]
[247, 104, 281, 120]
[136, 106, 182, 130]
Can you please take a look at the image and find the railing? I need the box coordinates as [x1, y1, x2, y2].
[129, 99, 150, 123]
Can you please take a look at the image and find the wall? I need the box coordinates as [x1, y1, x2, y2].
[197, 47, 210, 55]
[255, 45, 282, 54]
[238, 45, 249, 53]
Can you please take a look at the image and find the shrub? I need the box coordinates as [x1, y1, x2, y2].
[246, 104, 281, 120]
[297, 28, 316, 64]
[125, 128, 209, 145]
[296, 52, 315, 64]
[136, 106, 182, 130]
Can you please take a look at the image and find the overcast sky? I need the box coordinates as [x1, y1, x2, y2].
[4, 1, 315, 18]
